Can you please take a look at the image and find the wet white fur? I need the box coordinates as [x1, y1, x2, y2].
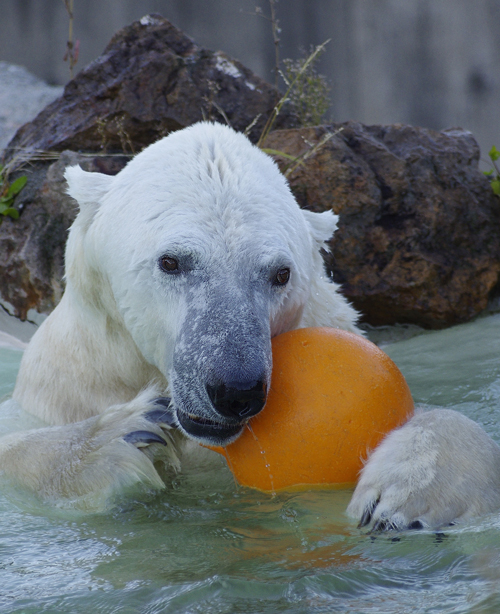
[3, 122, 500, 525]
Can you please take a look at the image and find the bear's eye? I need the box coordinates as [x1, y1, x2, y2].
[273, 267, 290, 286]
[159, 255, 179, 273]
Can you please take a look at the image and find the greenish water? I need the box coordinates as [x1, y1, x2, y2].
[2, 315, 500, 613]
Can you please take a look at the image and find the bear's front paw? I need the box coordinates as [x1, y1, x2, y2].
[0, 391, 183, 510]
[348, 489, 430, 533]
[347, 409, 500, 532]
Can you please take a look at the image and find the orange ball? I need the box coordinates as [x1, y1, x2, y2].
[212, 327, 414, 492]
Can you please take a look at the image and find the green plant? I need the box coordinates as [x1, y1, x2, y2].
[281, 49, 330, 127]
[484, 146, 500, 196]
[0, 167, 27, 222]
[257, 40, 330, 147]
[256, 37, 335, 176]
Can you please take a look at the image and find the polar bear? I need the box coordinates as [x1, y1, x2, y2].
[3, 122, 500, 527]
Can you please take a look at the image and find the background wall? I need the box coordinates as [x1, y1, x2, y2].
[0, 0, 498, 163]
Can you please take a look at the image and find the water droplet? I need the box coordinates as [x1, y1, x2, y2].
[246, 423, 276, 496]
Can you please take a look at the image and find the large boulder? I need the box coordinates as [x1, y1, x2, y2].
[0, 14, 296, 321]
[264, 123, 500, 328]
[2, 14, 295, 168]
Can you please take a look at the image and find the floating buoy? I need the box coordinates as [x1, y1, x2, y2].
[212, 327, 414, 492]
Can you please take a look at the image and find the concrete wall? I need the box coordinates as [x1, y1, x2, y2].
[0, 0, 499, 163]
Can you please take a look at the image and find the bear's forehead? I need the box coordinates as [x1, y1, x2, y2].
[95, 188, 305, 273]
[147, 210, 299, 262]
[104, 159, 303, 243]
[107, 123, 297, 218]
[112, 161, 291, 214]
[97, 123, 310, 260]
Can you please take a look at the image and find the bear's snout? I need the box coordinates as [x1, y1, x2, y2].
[206, 379, 267, 422]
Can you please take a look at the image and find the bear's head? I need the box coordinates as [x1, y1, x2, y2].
[65, 122, 350, 445]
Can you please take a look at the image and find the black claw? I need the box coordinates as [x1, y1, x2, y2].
[358, 507, 373, 528]
[407, 520, 424, 530]
[124, 430, 167, 447]
[145, 408, 177, 429]
[370, 518, 390, 533]
[358, 496, 380, 528]
[370, 516, 402, 533]
[151, 396, 172, 409]
[146, 398, 177, 429]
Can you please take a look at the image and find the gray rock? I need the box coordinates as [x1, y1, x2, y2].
[264, 123, 500, 328]
[2, 14, 296, 169]
[0, 152, 129, 321]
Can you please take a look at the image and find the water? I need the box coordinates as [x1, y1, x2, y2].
[2, 315, 500, 613]
[246, 422, 277, 496]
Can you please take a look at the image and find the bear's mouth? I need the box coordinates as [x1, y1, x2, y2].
[176, 410, 244, 445]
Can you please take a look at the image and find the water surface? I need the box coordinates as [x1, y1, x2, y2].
[1, 315, 500, 613]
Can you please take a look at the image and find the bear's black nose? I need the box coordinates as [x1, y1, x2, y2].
[206, 380, 267, 421]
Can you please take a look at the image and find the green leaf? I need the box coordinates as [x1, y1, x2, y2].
[490, 146, 500, 162]
[491, 179, 500, 196]
[0, 196, 13, 207]
[0, 202, 9, 213]
[6, 175, 27, 199]
[3, 208, 19, 219]
[484, 170, 494, 176]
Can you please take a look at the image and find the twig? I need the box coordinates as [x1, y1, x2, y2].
[63, 0, 79, 79]
[244, 3, 280, 94]
[243, 114, 262, 137]
[212, 102, 233, 128]
[262, 128, 344, 177]
[269, 0, 280, 92]
[283, 128, 342, 177]
[1, 148, 132, 178]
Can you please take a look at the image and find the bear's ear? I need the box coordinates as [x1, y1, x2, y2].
[65, 166, 114, 215]
[301, 209, 339, 246]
